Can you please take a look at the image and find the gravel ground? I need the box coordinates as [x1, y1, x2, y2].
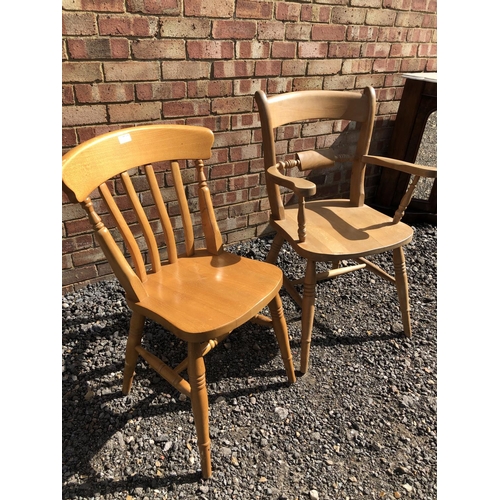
[62, 222, 437, 500]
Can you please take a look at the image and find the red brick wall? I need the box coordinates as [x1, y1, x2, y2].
[62, 0, 437, 292]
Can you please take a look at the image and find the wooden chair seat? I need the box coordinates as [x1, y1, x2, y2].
[131, 249, 284, 341]
[273, 200, 413, 260]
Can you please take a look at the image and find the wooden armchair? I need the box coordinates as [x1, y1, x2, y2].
[254, 87, 437, 374]
[62, 124, 296, 479]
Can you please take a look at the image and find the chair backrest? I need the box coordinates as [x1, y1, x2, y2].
[62, 124, 222, 303]
[255, 86, 376, 215]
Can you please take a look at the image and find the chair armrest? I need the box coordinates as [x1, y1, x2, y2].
[363, 155, 437, 178]
[268, 164, 317, 197]
[296, 148, 352, 171]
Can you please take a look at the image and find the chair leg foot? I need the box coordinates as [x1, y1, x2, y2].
[300, 260, 317, 374]
[122, 312, 146, 395]
[269, 294, 296, 384]
[188, 342, 212, 479]
[393, 247, 412, 338]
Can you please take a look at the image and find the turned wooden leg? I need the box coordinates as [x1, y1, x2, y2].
[266, 234, 285, 264]
[300, 259, 317, 374]
[187, 342, 212, 479]
[393, 247, 412, 338]
[122, 312, 146, 395]
[269, 294, 296, 384]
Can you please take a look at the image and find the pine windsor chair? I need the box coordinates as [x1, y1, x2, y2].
[254, 87, 437, 374]
[62, 124, 296, 479]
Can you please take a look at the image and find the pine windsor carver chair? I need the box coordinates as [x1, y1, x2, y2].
[254, 86, 437, 374]
[62, 124, 296, 479]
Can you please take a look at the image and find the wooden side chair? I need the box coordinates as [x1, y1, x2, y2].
[254, 87, 437, 374]
[62, 124, 296, 479]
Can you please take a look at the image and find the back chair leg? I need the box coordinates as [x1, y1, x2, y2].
[269, 294, 296, 384]
[188, 342, 212, 479]
[122, 312, 146, 395]
[266, 234, 285, 264]
[300, 260, 317, 374]
[393, 247, 412, 338]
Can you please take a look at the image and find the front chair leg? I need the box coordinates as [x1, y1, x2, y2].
[122, 312, 146, 395]
[268, 294, 296, 384]
[188, 342, 212, 479]
[393, 246, 412, 338]
[300, 259, 317, 374]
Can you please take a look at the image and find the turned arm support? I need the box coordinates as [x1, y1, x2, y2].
[363, 155, 437, 224]
[268, 162, 316, 242]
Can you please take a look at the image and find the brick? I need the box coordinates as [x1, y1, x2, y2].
[331, 7, 366, 25]
[63, 85, 75, 105]
[75, 83, 134, 103]
[231, 113, 262, 130]
[62, 12, 97, 35]
[323, 75, 356, 90]
[213, 129, 251, 148]
[282, 60, 307, 76]
[351, 0, 382, 6]
[382, 0, 411, 8]
[162, 61, 211, 80]
[257, 21, 285, 40]
[406, 28, 432, 42]
[376, 27, 407, 42]
[372, 58, 401, 73]
[137, 81, 186, 100]
[160, 17, 211, 38]
[62, 234, 94, 254]
[328, 42, 362, 58]
[374, 86, 397, 100]
[184, 0, 234, 17]
[341, 58, 373, 74]
[422, 13, 437, 29]
[212, 96, 253, 115]
[132, 39, 185, 59]
[187, 80, 233, 98]
[67, 38, 129, 59]
[63, 0, 125, 11]
[72, 247, 106, 266]
[255, 60, 282, 76]
[109, 101, 162, 122]
[63, 105, 107, 126]
[210, 161, 248, 179]
[425, 58, 437, 72]
[235, 0, 273, 19]
[300, 4, 331, 23]
[400, 58, 427, 72]
[162, 100, 210, 118]
[267, 78, 292, 94]
[298, 42, 328, 58]
[213, 20, 257, 40]
[62, 128, 78, 147]
[233, 79, 266, 96]
[292, 77, 323, 91]
[98, 15, 158, 36]
[301, 121, 333, 137]
[395, 12, 424, 27]
[271, 41, 296, 59]
[355, 74, 385, 88]
[236, 41, 270, 59]
[378, 100, 400, 115]
[104, 61, 160, 81]
[361, 42, 391, 58]
[389, 43, 418, 57]
[346, 25, 378, 41]
[228, 174, 260, 190]
[213, 61, 255, 79]
[276, 2, 301, 21]
[285, 23, 311, 40]
[127, 0, 181, 14]
[63, 266, 98, 286]
[311, 25, 346, 41]
[365, 9, 397, 26]
[230, 144, 261, 161]
[187, 40, 234, 59]
[307, 59, 342, 76]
